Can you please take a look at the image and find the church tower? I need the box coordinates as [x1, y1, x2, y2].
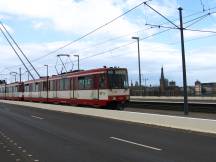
[160, 66, 168, 95]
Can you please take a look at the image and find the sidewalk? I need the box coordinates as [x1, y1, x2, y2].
[1, 100, 216, 135]
[125, 107, 216, 120]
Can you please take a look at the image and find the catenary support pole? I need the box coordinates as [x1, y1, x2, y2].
[178, 7, 189, 115]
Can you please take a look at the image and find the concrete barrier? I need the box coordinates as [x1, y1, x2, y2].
[1, 100, 216, 134]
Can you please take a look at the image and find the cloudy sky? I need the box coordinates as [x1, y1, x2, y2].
[0, 0, 216, 86]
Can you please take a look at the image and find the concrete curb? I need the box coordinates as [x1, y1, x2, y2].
[1, 100, 216, 134]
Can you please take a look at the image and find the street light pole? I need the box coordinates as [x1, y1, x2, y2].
[132, 36, 141, 88]
[74, 55, 80, 70]
[44, 65, 49, 102]
[10, 72, 18, 82]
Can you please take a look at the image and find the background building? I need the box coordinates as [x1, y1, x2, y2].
[195, 80, 202, 96]
[159, 67, 181, 96]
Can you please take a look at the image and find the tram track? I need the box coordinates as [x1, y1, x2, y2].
[128, 101, 216, 113]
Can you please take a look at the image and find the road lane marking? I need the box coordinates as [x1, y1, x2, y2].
[31, 115, 44, 120]
[110, 137, 162, 151]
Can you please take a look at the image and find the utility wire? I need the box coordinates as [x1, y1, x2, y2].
[18, 28, 170, 77]
[0, 21, 41, 78]
[185, 14, 209, 28]
[185, 28, 216, 34]
[146, 23, 216, 34]
[31, 0, 152, 62]
[0, 26, 35, 80]
[3, 3, 216, 72]
[80, 28, 170, 61]
[168, 33, 216, 45]
[184, 12, 210, 24]
[68, 26, 154, 56]
[143, 2, 179, 28]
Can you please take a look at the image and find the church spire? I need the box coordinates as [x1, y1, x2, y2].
[161, 66, 164, 80]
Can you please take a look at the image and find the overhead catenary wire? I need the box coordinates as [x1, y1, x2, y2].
[167, 33, 216, 45]
[3, 2, 216, 74]
[77, 7, 216, 57]
[4, 5, 216, 70]
[0, 21, 41, 78]
[30, 0, 152, 62]
[143, 2, 179, 28]
[16, 28, 171, 80]
[185, 28, 216, 34]
[67, 26, 155, 56]
[80, 28, 171, 61]
[0, 26, 35, 80]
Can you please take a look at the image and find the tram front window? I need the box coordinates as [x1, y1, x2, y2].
[108, 69, 128, 89]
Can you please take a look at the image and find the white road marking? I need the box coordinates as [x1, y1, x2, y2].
[110, 137, 162, 151]
[31, 115, 44, 120]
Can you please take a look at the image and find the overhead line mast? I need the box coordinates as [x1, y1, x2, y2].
[0, 21, 41, 79]
[0, 25, 35, 80]
[143, 2, 189, 115]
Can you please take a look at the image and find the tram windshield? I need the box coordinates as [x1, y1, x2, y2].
[108, 69, 128, 89]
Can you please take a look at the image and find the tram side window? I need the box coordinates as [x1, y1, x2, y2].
[43, 81, 47, 91]
[60, 79, 63, 91]
[59, 78, 70, 91]
[38, 82, 42, 91]
[70, 78, 73, 90]
[19, 85, 24, 92]
[50, 80, 56, 91]
[78, 77, 85, 90]
[25, 84, 29, 92]
[99, 74, 106, 89]
[74, 78, 78, 90]
[14, 86, 18, 92]
[78, 76, 93, 90]
[65, 78, 70, 90]
[35, 83, 39, 92]
[31, 83, 35, 92]
[85, 77, 93, 89]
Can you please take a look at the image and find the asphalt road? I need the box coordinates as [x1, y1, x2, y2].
[0, 103, 216, 162]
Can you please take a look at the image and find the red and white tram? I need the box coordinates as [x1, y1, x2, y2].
[0, 67, 129, 109]
[0, 82, 24, 101]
